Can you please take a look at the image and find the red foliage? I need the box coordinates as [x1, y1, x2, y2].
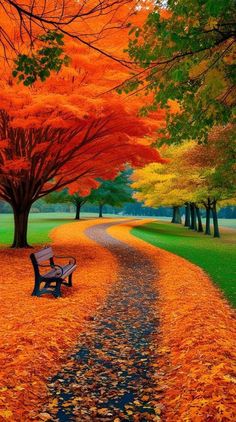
[0, 3, 165, 246]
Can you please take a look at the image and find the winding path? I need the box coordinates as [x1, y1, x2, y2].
[43, 221, 160, 421]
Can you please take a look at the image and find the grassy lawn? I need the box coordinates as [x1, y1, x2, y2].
[214, 219, 236, 230]
[0, 213, 75, 246]
[0, 212, 116, 246]
[131, 221, 236, 308]
[156, 216, 236, 230]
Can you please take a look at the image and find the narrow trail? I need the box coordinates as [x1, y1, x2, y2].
[43, 221, 160, 421]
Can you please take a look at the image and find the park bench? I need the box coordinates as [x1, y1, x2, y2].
[30, 246, 77, 298]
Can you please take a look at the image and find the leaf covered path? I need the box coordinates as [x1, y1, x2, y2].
[42, 221, 161, 421]
[0, 218, 235, 421]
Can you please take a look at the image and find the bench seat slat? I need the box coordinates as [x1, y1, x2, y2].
[61, 264, 77, 278]
[43, 264, 77, 279]
[34, 247, 53, 263]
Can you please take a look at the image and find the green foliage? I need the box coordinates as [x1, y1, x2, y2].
[122, 0, 236, 143]
[13, 31, 70, 86]
[45, 189, 88, 217]
[89, 170, 133, 207]
[45, 170, 133, 211]
[45, 189, 72, 205]
[132, 221, 236, 307]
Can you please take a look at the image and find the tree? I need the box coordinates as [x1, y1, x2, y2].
[131, 139, 236, 236]
[0, 101, 161, 247]
[185, 124, 236, 237]
[0, 5, 165, 247]
[45, 170, 134, 218]
[0, 1, 139, 74]
[120, 0, 236, 143]
[88, 170, 133, 217]
[131, 143, 197, 225]
[45, 189, 90, 220]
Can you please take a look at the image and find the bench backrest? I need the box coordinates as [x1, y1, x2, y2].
[33, 247, 54, 264]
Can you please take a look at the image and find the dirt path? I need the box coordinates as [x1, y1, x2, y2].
[42, 221, 160, 421]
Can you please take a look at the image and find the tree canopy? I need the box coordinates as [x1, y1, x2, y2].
[0, 8, 165, 247]
[120, 0, 236, 143]
[46, 170, 133, 219]
[0, 1, 152, 85]
[89, 170, 133, 217]
[0, 1, 139, 62]
[132, 127, 236, 236]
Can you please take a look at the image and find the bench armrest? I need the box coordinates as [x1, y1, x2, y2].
[54, 255, 76, 265]
[39, 263, 64, 277]
[52, 264, 64, 276]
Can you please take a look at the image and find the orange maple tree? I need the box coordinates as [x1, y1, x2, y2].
[0, 0, 139, 63]
[0, 7, 165, 247]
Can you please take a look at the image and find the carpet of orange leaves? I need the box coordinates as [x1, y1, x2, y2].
[1, 218, 236, 421]
[109, 220, 236, 422]
[0, 219, 119, 421]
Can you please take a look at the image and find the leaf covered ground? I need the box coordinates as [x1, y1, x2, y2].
[40, 221, 160, 421]
[0, 218, 235, 421]
[110, 220, 236, 421]
[0, 219, 118, 421]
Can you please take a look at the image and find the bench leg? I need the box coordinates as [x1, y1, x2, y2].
[68, 273, 73, 287]
[31, 280, 40, 297]
[54, 280, 62, 298]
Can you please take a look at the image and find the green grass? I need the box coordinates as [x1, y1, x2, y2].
[214, 218, 236, 229]
[131, 221, 236, 307]
[0, 213, 76, 246]
[0, 212, 117, 246]
[0, 211, 136, 247]
[156, 216, 236, 230]
[1, 212, 235, 306]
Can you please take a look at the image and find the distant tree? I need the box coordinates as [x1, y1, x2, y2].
[45, 189, 90, 220]
[45, 170, 134, 219]
[131, 144, 197, 226]
[186, 125, 236, 237]
[89, 170, 133, 218]
[132, 129, 236, 238]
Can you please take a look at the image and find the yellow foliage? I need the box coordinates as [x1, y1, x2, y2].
[131, 141, 199, 207]
[189, 60, 209, 79]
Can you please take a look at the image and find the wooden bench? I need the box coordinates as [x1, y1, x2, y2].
[30, 246, 77, 298]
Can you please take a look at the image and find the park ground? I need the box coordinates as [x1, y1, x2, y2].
[1, 212, 235, 306]
[0, 214, 235, 420]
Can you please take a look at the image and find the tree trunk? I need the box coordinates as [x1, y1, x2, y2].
[196, 206, 203, 232]
[175, 206, 182, 224]
[212, 200, 220, 238]
[171, 206, 182, 224]
[171, 206, 175, 223]
[190, 203, 197, 230]
[11, 205, 31, 248]
[184, 203, 191, 227]
[75, 202, 81, 220]
[99, 204, 103, 218]
[204, 199, 211, 235]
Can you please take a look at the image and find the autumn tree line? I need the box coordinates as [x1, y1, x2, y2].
[124, 0, 236, 239]
[45, 170, 134, 220]
[0, 0, 235, 247]
[132, 126, 236, 238]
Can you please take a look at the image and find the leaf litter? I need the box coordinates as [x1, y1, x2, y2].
[109, 220, 236, 422]
[39, 221, 162, 421]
